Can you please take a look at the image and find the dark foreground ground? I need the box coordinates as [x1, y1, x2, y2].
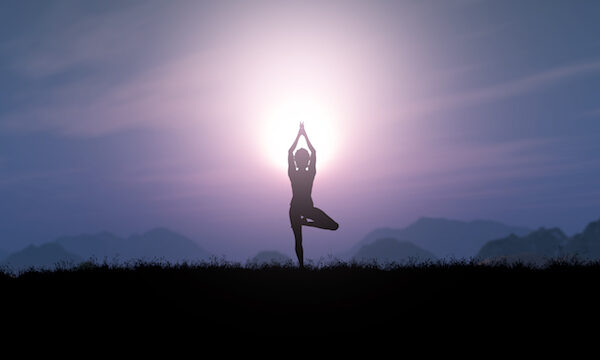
[1, 260, 599, 341]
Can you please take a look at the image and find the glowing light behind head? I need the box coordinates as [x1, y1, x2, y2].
[262, 94, 339, 170]
[211, 4, 377, 174]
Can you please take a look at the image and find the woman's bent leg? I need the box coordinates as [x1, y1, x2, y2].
[304, 207, 339, 230]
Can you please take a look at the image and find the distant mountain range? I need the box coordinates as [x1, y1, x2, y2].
[565, 219, 600, 259]
[349, 217, 600, 265]
[3, 217, 600, 270]
[351, 217, 531, 259]
[1, 228, 211, 271]
[352, 238, 436, 264]
[477, 228, 568, 263]
[2, 243, 82, 270]
[477, 218, 600, 264]
[56, 227, 211, 263]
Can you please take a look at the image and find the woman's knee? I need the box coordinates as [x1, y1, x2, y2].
[328, 220, 339, 230]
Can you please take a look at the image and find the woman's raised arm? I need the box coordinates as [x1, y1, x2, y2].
[288, 123, 303, 175]
[301, 124, 316, 172]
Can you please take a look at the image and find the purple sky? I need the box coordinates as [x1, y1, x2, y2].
[1, 1, 600, 260]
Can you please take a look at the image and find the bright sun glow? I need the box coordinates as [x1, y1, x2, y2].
[262, 95, 339, 170]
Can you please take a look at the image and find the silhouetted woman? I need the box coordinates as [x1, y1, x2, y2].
[288, 122, 339, 268]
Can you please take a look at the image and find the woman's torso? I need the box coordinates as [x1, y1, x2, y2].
[289, 169, 315, 208]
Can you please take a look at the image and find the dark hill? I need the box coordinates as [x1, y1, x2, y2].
[56, 227, 211, 263]
[55, 231, 122, 260]
[565, 218, 600, 260]
[353, 217, 531, 259]
[2, 243, 82, 270]
[476, 218, 600, 263]
[477, 227, 568, 262]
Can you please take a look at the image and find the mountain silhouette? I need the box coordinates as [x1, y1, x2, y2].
[2, 243, 82, 270]
[477, 227, 568, 264]
[54, 231, 122, 260]
[0, 248, 7, 262]
[565, 218, 600, 260]
[55, 227, 211, 263]
[352, 217, 531, 259]
[247, 251, 293, 266]
[352, 238, 436, 264]
[476, 218, 600, 263]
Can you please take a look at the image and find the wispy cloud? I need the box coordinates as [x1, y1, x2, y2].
[0, 168, 82, 187]
[7, 2, 162, 78]
[2, 51, 236, 136]
[374, 136, 587, 199]
[0, 2, 237, 136]
[399, 60, 600, 118]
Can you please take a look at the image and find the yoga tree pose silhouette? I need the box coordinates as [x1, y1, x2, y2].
[288, 122, 339, 268]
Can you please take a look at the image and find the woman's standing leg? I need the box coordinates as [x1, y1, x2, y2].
[289, 207, 304, 268]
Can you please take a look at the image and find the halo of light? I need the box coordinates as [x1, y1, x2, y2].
[261, 94, 339, 171]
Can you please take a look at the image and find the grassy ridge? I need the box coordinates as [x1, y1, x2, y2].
[1, 260, 599, 337]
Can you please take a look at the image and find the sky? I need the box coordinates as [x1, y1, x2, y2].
[1, 0, 599, 259]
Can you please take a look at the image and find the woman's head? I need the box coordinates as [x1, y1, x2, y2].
[294, 148, 310, 168]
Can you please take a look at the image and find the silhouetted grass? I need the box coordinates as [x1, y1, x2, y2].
[1, 259, 599, 338]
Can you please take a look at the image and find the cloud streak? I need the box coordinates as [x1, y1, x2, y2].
[374, 136, 585, 200]
[3, 51, 237, 136]
[398, 59, 600, 119]
[7, 2, 168, 78]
